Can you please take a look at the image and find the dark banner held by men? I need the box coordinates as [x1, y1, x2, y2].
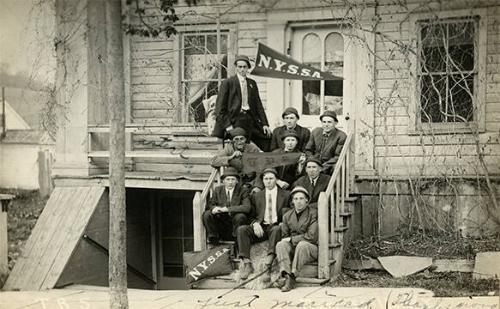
[251, 43, 343, 81]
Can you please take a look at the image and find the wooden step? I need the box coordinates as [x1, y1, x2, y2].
[329, 241, 342, 248]
[192, 275, 329, 289]
[344, 197, 358, 203]
[339, 211, 352, 217]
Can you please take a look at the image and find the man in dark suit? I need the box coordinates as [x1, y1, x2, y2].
[236, 168, 291, 279]
[203, 167, 251, 246]
[270, 107, 311, 152]
[212, 55, 271, 151]
[305, 110, 347, 174]
[275, 186, 318, 292]
[291, 158, 330, 208]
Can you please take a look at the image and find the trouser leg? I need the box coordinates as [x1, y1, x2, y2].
[265, 224, 282, 255]
[291, 241, 318, 275]
[202, 210, 220, 238]
[276, 240, 293, 274]
[236, 225, 260, 259]
[231, 213, 248, 237]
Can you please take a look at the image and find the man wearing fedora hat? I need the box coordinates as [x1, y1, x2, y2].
[236, 168, 291, 280]
[291, 158, 331, 208]
[270, 107, 311, 152]
[275, 186, 318, 292]
[305, 110, 347, 174]
[212, 55, 272, 151]
[203, 166, 251, 246]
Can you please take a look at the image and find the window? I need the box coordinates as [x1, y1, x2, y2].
[413, 12, 486, 133]
[181, 32, 228, 123]
[301, 32, 344, 116]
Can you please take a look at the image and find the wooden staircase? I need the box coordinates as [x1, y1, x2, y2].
[192, 132, 355, 287]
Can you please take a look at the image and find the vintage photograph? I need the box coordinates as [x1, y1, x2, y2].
[0, 0, 499, 308]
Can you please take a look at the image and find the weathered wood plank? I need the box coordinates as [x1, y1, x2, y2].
[4, 188, 64, 290]
[41, 187, 106, 289]
[24, 187, 90, 290]
[134, 162, 214, 174]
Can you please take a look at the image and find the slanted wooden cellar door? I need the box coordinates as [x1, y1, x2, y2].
[156, 190, 195, 289]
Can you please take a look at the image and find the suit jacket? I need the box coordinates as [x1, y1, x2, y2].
[282, 207, 318, 246]
[250, 187, 291, 225]
[207, 184, 251, 215]
[212, 75, 269, 138]
[305, 127, 347, 173]
[210, 142, 261, 171]
[270, 124, 311, 152]
[291, 173, 331, 206]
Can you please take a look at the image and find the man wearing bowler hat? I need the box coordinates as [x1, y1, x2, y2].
[203, 166, 251, 246]
[212, 55, 272, 151]
[270, 107, 311, 152]
[305, 110, 347, 174]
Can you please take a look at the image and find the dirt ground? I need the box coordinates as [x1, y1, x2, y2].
[2, 189, 499, 296]
[1, 189, 48, 271]
[339, 231, 500, 297]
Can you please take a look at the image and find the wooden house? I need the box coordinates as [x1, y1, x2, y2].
[5, 0, 500, 291]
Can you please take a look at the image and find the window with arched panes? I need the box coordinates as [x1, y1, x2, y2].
[291, 28, 345, 129]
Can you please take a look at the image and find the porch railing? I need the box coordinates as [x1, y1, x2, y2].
[192, 167, 222, 250]
[317, 132, 354, 279]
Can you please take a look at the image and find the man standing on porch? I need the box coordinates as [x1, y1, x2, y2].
[236, 168, 290, 280]
[203, 167, 251, 246]
[212, 55, 272, 151]
[270, 107, 311, 152]
[305, 110, 347, 175]
[275, 186, 318, 292]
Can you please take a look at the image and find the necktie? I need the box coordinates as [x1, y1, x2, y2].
[241, 78, 249, 110]
[266, 193, 273, 224]
[311, 179, 316, 188]
[226, 190, 231, 206]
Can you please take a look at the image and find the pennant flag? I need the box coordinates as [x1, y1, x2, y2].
[241, 152, 301, 174]
[251, 43, 343, 81]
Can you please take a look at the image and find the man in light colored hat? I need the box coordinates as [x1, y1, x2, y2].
[212, 55, 272, 151]
[211, 127, 261, 189]
[291, 157, 330, 208]
[203, 167, 251, 246]
[236, 168, 291, 280]
[305, 110, 347, 174]
[270, 107, 311, 152]
[275, 186, 318, 292]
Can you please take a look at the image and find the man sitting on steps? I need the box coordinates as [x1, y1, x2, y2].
[275, 186, 318, 292]
[203, 167, 251, 246]
[236, 168, 291, 280]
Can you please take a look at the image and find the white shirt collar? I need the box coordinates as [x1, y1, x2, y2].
[236, 73, 246, 82]
[265, 186, 278, 194]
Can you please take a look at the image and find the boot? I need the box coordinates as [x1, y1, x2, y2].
[261, 254, 275, 283]
[280, 273, 296, 292]
[239, 261, 254, 280]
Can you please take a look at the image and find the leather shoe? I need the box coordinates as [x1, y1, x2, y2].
[239, 261, 254, 280]
[274, 276, 286, 288]
[280, 273, 295, 292]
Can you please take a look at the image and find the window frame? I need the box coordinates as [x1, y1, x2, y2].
[409, 9, 487, 135]
[173, 24, 237, 123]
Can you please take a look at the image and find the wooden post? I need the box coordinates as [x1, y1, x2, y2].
[0, 194, 14, 271]
[317, 192, 329, 279]
[106, 0, 128, 307]
[193, 192, 202, 251]
[1, 87, 6, 139]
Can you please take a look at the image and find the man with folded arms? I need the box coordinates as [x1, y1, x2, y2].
[275, 186, 318, 292]
[270, 107, 311, 152]
[203, 167, 251, 246]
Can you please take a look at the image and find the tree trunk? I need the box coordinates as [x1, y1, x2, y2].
[106, 0, 128, 308]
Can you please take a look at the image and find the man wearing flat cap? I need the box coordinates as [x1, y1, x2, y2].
[305, 110, 347, 175]
[211, 127, 261, 189]
[270, 107, 311, 152]
[275, 186, 318, 292]
[212, 55, 272, 151]
[236, 168, 291, 280]
[203, 167, 251, 246]
[291, 158, 331, 208]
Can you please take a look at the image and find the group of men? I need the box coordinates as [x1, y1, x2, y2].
[202, 55, 346, 292]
